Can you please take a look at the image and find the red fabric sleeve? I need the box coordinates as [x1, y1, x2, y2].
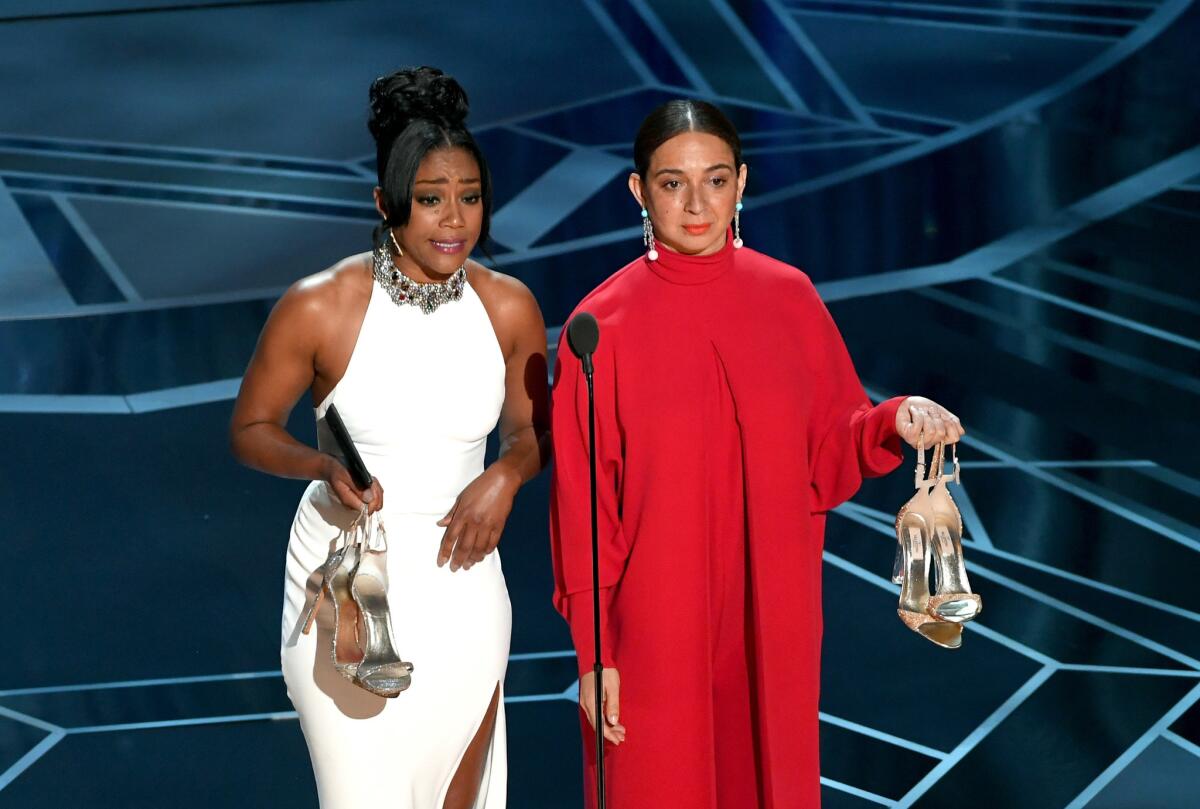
[564, 589, 616, 676]
[804, 288, 906, 512]
[549, 327, 628, 672]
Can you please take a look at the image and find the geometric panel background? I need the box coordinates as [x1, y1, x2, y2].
[2, 1, 1198, 807]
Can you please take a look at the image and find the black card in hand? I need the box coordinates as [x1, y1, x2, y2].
[325, 404, 373, 490]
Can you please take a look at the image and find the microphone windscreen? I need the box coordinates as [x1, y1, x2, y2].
[567, 312, 600, 358]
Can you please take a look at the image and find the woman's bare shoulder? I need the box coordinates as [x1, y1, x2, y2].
[467, 261, 541, 318]
[466, 261, 545, 353]
[275, 251, 373, 323]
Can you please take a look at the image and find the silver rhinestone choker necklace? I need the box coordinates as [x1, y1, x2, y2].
[372, 244, 466, 315]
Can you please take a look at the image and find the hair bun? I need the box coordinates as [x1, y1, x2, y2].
[368, 66, 470, 142]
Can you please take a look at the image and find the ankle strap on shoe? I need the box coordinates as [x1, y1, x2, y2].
[930, 441, 960, 485]
[342, 506, 388, 553]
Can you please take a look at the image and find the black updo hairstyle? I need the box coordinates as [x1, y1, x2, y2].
[633, 99, 743, 179]
[368, 66, 492, 249]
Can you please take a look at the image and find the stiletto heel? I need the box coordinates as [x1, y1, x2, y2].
[894, 442, 962, 649]
[329, 544, 366, 680]
[349, 516, 414, 698]
[301, 506, 415, 696]
[301, 541, 365, 681]
[891, 444, 927, 587]
[926, 444, 983, 623]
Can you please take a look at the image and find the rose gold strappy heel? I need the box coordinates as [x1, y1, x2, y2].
[926, 443, 983, 623]
[894, 441, 963, 649]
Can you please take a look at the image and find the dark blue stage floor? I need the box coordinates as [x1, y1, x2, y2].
[1, 1, 1199, 807]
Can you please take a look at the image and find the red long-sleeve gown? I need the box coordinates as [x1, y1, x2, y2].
[550, 231, 905, 808]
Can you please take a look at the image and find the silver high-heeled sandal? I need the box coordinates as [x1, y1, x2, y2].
[348, 513, 414, 698]
[301, 507, 414, 691]
[301, 538, 364, 682]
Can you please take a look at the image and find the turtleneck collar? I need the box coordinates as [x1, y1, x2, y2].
[644, 227, 736, 285]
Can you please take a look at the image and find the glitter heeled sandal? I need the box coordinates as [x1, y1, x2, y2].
[301, 539, 365, 682]
[348, 514, 414, 698]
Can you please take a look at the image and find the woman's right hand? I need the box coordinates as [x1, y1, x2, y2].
[321, 455, 384, 513]
[579, 668, 626, 745]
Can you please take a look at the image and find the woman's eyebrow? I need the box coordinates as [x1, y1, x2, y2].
[414, 177, 481, 184]
[652, 164, 733, 177]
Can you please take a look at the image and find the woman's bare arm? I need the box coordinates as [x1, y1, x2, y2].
[436, 269, 551, 570]
[229, 266, 382, 511]
[490, 274, 552, 491]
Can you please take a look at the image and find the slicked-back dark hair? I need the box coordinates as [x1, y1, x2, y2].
[633, 99, 743, 179]
[368, 66, 492, 248]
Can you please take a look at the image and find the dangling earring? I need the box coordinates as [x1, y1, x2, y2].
[389, 228, 405, 258]
[641, 208, 658, 261]
[733, 201, 744, 249]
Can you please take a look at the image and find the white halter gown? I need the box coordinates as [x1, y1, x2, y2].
[280, 274, 510, 808]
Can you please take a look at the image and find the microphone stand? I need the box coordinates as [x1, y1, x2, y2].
[580, 349, 606, 809]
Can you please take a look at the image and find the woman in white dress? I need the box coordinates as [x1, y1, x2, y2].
[230, 66, 549, 808]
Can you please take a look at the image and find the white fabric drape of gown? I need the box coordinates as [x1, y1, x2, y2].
[280, 275, 511, 808]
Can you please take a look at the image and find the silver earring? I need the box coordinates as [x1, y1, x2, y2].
[389, 228, 405, 258]
[733, 201, 744, 249]
[641, 208, 658, 260]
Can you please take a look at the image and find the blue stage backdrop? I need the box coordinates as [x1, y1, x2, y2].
[1, 1, 1198, 807]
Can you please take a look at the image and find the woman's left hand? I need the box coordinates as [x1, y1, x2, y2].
[896, 396, 965, 449]
[437, 465, 520, 572]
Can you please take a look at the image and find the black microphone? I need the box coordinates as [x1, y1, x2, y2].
[567, 311, 600, 376]
[566, 310, 607, 809]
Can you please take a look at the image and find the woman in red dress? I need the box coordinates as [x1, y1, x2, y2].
[549, 100, 964, 808]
